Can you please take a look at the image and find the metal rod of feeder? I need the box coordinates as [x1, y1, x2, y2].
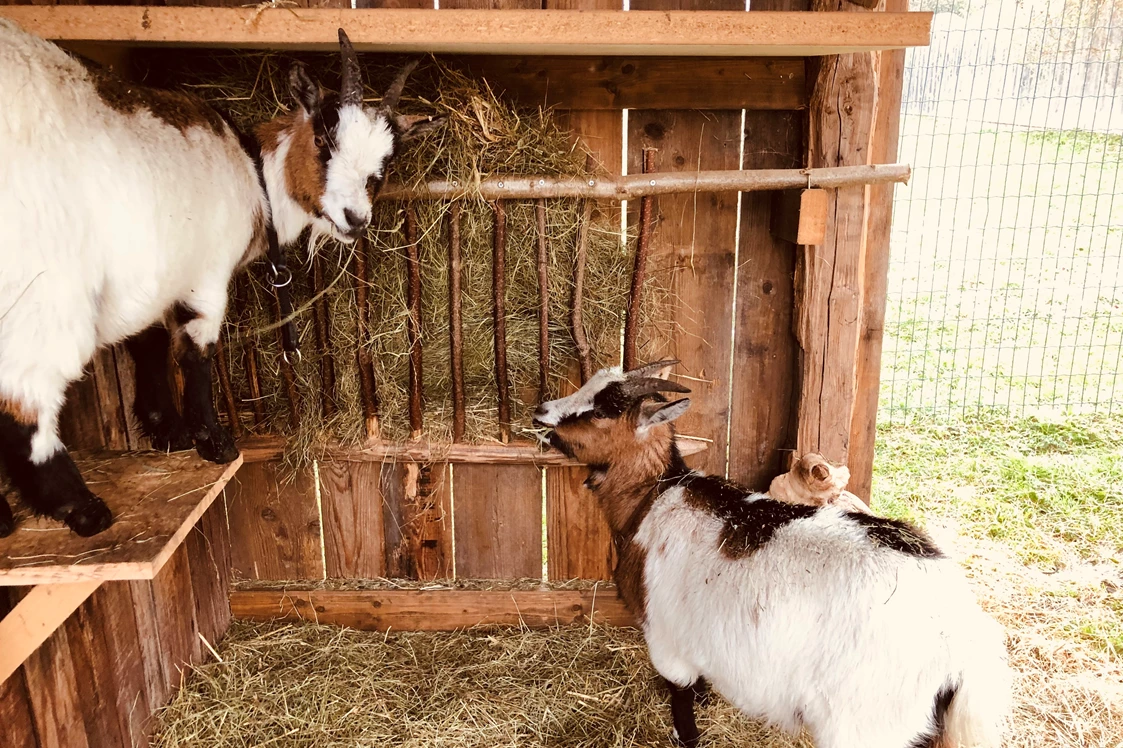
[536, 198, 550, 403]
[571, 199, 594, 384]
[623, 149, 657, 371]
[448, 201, 466, 443]
[405, 204, 424, 441]
[271, 293, 300, 430]
[352, 236, 381, 442]
[377, 164, 911, 201]
[493, 200, 511, 444]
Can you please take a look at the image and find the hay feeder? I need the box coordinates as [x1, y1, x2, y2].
[0, 4, 929, 746]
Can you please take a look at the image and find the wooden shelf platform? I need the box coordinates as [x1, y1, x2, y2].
[0, 7, 932, 57]
[0, 451, 242, 586]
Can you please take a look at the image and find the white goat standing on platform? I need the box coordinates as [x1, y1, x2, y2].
[0, 21, 437, 536]
[533, 361, 1011, 748]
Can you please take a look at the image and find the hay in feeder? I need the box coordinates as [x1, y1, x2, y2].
[138, 51, 666, 459]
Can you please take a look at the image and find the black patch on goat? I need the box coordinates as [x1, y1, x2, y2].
[174, 338, 239, 464]
[125, 325, 193, 453]
[847, 512, 945, 559]
[665, 678, 703, 748]
[80, 57, 226, 136]
[907, 681, 959, 748]
[0, 490, 14, 538]
[671, 472, 818, 559]
[0, 413, 113, 537]
[592, 381, 636, 418]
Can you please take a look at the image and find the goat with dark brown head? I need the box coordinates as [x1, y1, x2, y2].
[534, 361, 1010, 748]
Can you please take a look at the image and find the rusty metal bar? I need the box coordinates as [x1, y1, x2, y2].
[447, 201, 466, 443]
[214, 334, 242, 438]
[571, 199, 594, 384]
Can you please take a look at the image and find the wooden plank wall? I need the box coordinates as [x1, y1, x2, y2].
[0, 500, 233, 748]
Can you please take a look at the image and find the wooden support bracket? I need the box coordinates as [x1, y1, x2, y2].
[0, 581, 102, 684]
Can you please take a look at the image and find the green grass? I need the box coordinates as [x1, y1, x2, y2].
[872, 412, 1123, 568]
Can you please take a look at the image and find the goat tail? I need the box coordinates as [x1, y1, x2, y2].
[940, 630, 1013, 748]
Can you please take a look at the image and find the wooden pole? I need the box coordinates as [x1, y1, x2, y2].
[536, 199, 550, 403]
[448, 202, 466, 443]
[271, 294, 300, 430]
[377, 164, 910, 201]
[493, 200, 511, 444]
[623, 148, 657, 371]
[243, 335, 266, 428]
[310, 252, 337, 418]
[405, 205, 424, 441]
[352, 237, 381, 442]
[213, 335, 242, 438]
[570, 199, 594, 384]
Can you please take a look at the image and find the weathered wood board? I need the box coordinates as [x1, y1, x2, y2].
[0, 452, 242, 586]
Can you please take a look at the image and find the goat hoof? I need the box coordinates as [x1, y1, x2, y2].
[195, 427, 238, 464]
[671, 730, 700, 748]
[150, 426, 194, 453]
[64, 496, 114, 537]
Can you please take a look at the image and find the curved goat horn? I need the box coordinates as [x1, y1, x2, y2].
[619, 377, 691, 399]
[381, 59, 420, 113]
[625, 359, 680, 379]
[338, 29, 364, 108]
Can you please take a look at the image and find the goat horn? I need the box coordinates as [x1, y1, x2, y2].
[619, 377, 691, 399]
[625, 359, 680, 379]
[338, 29, 364, 108]
[381, 59, 420, 113]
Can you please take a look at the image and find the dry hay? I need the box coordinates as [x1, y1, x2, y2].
[157, 530, 1123, 748]
[136, 51, 665, 459]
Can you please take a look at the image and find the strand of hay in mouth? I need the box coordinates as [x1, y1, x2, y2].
[153, 621, 809, 748]
[138, 51, 671, 463]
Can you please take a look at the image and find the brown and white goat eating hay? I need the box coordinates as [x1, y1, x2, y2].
[533, 361, 1011, 748]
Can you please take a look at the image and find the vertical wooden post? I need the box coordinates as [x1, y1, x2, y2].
[622, 148, 657, 372]
[243, 333, 267, 428]
[311, 252, 337, 418]
[405, 205, 424, 441]
[794, 0, 879, 467]
[570, 199, 595, 385]
[353, 237, 381, 442]
[448, 201, 467, 443]
[214, 335, 242, 438]
[849, 0, 908, 501]
[536, 198, 551, 403]
[493, 200, 511, 444]
[272, 295, 300, 431]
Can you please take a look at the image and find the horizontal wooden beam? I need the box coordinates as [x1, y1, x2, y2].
[454, 56, 806, 110]
[230, 587, 635, 630]
[237, 435, 710, 465]
[0, 581, 102, 684]
[0, 7, 933, 57]
[378, 164, 911, 201]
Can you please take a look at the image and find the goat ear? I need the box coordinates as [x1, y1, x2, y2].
[638, 398, 690, 431]
[289, 63, 322, 115]
[394, 113, 446, 143]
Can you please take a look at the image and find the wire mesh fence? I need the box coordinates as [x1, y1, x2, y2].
[881, 0, 1123, 420]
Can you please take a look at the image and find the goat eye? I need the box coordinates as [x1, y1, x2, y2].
[314, 135, 326, 149]
[592, 407, 608, 419]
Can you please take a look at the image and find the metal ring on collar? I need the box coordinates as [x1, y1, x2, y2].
[282, 348, 302, 366]
[268, 265, 293, 289]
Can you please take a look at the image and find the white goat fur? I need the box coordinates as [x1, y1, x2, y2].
[0, 20, 396, 464]
[538, 367, 1011, 748]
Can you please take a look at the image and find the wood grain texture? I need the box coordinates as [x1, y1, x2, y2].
[0, 581, 100, 686]
[454, 464, 542, 579]
[0, 7, 934, 55]
[186, 501, 233, 651]
[849, 0, 907, 502]
[0, 451, 241, 585]
[382, 462, 453, 580]
[796, 0, 878, 465]
[127, 580, 170, 717]
[65, 595, 129, 748]
[546, 467, 613, 581]
[454, 55, 806, 110]
[149, 545, 199, 696]
[728, 110, 803, 490]
[319, 459, 386, 579]
[83, 582, 153, 748]
[231, 587, 634, 630]
[21, 622, 90, 748]
[627, 108, 742, 475]
[0, 662, 38, 748]
[90, 348, 130, 451]
[59, 371, 105, 452]
[226, 460, 322, 581]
